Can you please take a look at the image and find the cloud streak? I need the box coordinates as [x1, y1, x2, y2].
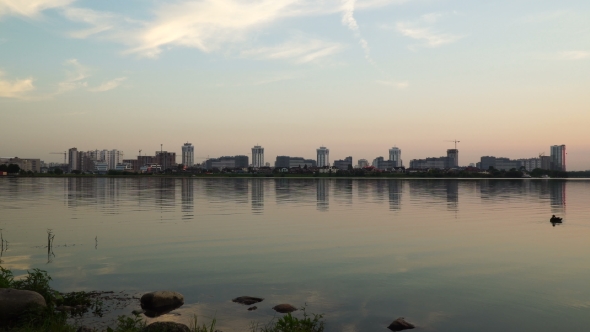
[88, 77, 127, 92]
[0, 70, 35, 98]
[56, 58, 89, 94]
[242, 38, 344, 63]
[0, 0, 74, 18]
[394, 12, 463, 49]
[558, 51, 590, 60]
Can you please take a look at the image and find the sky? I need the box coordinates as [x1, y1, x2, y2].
[0, 0, 589, 170]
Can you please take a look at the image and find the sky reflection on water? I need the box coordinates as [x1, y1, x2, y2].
[0, 178, 588, 332]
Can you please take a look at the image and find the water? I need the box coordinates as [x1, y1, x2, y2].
[1, 178, 589, 331]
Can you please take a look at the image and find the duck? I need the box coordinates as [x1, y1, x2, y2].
[550, 215, 563, 222]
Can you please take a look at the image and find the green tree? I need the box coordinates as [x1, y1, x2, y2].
[7, 163, 20, 173]
[53, 168, 64, 175]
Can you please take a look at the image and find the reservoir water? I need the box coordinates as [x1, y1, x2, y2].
[1, 178, 589, 331]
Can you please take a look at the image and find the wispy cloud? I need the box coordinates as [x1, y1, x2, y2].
[61, 7, 118, 39]
[394, 12, 463, 49]
[0, 0, 74, 18]
[0, 70, 35, 98]
[242, 38, 343, 63]
[88, 77, 127, 92]
[342, 0, 374, 64]
[126, 0, 300, 58]
[558, 51, 590, 60]
[56, 58, 89, 94]
[518, 10, 571, 24]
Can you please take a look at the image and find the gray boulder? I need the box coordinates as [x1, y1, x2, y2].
[272, 304, 297, 313]
[232, 296, 263, 305]
[387, 317, 415, 331]
[142, 322, 190, 332]
[0, 288, 47, 319]
[140, 291, 184, 311]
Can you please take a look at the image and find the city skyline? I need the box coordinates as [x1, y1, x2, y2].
[1, 1, 589, 170]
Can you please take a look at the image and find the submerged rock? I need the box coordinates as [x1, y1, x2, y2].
[0, 288, 47, 319]
[140, 291, 184, 317]
[247, 306, 258, 311]
[142, 322, 190, 332]
[272, 304, 297, 313]
[387, 317, 415, 331]
[232, 296, 264, 305]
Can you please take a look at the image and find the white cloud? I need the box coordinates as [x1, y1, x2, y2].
[126, 0, 301, 58]
[88, 77, 127, 92]
[558, 51, 590, 60]
[376, 79, 408, 89]
[394, 13, 463, 49]
[0, 0, 75, 18]
[61, 7, 118, 39]
[0, 70, 35, 98]
[56, 58, 89, 94]
[242, 38, 343, 63]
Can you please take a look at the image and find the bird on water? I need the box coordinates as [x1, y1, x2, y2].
[550, 215, 563, 222]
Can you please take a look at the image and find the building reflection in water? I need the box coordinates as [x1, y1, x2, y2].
[549, 181, 566, 213]
[251, 179, 264, 213]
[317, 179, 329, 211]
[181, 179, 194, 219]
[446, 180, 459, 211]
[388, 180, 402, 211]
[333, 179, 353, 206]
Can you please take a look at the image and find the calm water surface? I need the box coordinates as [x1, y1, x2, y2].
[1, 178, 589, 331]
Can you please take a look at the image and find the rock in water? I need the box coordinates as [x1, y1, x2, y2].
[232, 296, 263, 305]
[247, 306, 257, 311]
[0, 288, 47, 319]
[140, 291, 184, 315]
[142, 322, 190, 332]
[272, 304, 297, 313]
[387, 317, 415, 331]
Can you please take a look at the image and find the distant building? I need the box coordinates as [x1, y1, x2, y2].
[447, 149, 458, 168]
[389, 147, 402, 167]
[274, 156, 316, 168]
[94, 162, 108, 173]
[550, 145, 566, 171]
[517, 158, 542, 172]
[541, 156, 552, 170]
[181, 143, 194, 167]
[205, 155, 249, 169]
[68, 148, 79, 171]
[333, 156, 353, 170]
[122, 159, 139, 171]
[2, 157, 41, 173]
[317, 146, 329, 167]
[409, 149, 458, 169]
[252, 145, 264, 167]
[155, 151, 176, 170]
[479, 156, 522, 171]
[358, 159, 369, 168]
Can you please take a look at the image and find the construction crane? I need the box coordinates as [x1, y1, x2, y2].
[50, 151, 66, 164]
[445, 140, 461, 150]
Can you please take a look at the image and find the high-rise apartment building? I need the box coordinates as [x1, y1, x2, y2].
[447, 149, 458, 168]
[358, 159, 369, 168]
[550, 145, 566, 171]
[389, 147, 402, 167]
[155, 151, 176, 170]
[317, 146, 329, 167]
[68, 148, 79, 171]
[333, 156, 353, 170]
[252, 145, 264, 167]
[182, 143, 194, 167]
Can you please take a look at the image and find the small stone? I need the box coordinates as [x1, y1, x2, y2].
[247, 306, 257, 311]
[142, 322, 190, 332]
[0, 289, 47, 319]
[232, 296, 263, 305]
[132, 309, 145, 315]
[387, 317, 415, 331]
[140, 291, 184, 311]
[272, 304, 297, 313]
